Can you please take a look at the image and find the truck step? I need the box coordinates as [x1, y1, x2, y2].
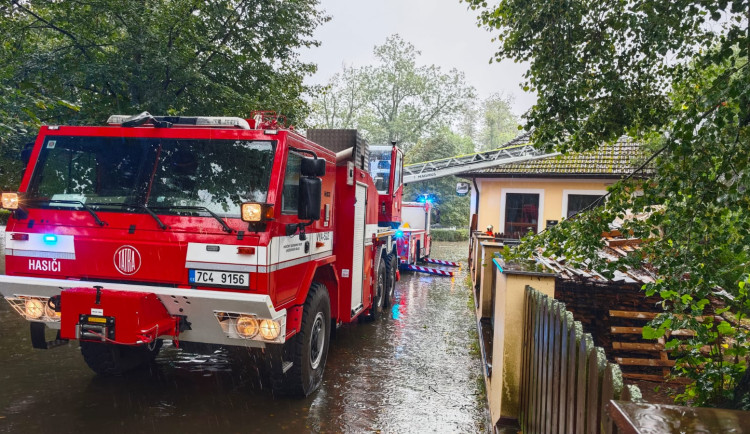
[400, 264, 454, 277]
[420, 258, 460, 267]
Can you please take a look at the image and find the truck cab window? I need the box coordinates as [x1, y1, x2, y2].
[282, 151, 302, 214]
[368, 146, 393, 194]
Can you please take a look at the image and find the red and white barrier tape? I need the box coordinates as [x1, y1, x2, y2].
[421, 258, 460, 267]
[403, 264, 454, 277]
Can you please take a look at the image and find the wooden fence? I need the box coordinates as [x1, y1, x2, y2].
[520, 286, 643, 434]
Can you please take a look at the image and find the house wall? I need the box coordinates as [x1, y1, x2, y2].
[474, 177, 616, 235]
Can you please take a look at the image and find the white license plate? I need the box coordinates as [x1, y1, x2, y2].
[189, 269, 249, 287]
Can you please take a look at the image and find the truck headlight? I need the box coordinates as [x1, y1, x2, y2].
[259, 319, 281, 340]
[235, 316, 259, 338]
[1, 192, 19, 210]
[241, 203, 273, 222]
[25, 299, 45, 319]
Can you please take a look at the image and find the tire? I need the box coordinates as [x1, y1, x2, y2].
[274, 282, 331, 397]
[365, 257, 386, 320]
[384, 253, 398, 307]
[416, 240, 422, 263]
[80, 340, 162, 376]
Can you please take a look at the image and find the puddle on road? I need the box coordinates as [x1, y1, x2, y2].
[0, 237, 488, 433]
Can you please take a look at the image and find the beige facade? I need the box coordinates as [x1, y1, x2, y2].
[469, 177, 616, 237]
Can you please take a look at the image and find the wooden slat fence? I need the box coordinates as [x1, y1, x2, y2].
[520, 286, 643, 434]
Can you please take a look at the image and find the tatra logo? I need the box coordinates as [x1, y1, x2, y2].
[114, 245, 141, 275]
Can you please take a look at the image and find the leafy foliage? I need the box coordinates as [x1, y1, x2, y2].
[307, 34, 475, 151]
[458, 93, 520, 152]
[465, 0, 750, 407]
[0, 0, 327, 189]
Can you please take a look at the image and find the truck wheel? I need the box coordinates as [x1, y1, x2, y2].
[80, 340, 162, 376]
[365, 257, 386, 320]
[416, 240, 422, 263]
[384, 253, 398, 307]
[276, 282, 331, 397]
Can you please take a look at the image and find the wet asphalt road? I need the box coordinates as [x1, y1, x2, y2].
[0, 237, 488, 433]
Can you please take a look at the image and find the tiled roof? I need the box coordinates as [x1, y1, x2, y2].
[534, 236, 655, 284]
[459, 134, 652, 178]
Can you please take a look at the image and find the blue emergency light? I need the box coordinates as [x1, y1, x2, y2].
[42, 234, 58, 245]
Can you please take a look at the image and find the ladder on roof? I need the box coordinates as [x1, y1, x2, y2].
[403, 140, 560, 183]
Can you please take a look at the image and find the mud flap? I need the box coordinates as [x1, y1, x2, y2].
[30, 322, 69, 350]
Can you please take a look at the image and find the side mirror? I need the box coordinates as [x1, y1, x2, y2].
[301, 157, 325, 177]
[298, 177, 321, 220]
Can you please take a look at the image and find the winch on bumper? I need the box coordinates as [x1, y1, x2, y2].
[0, 275, 287, 348]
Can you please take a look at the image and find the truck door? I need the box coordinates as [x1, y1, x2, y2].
[351, 182, 367, 315]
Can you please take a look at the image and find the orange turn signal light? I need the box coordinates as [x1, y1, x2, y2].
[237, 247, 256, 255]
[241, 203, 273, 222]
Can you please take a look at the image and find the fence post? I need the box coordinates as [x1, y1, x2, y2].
[575, 332, 594, 434]
[545, 299, 559, 434]
[586, 347, 608, 434]
[556, 308, 572, 433]
[530, 290, 544, 433]
[601, 363, 624, 434]
[566, 319, 582, 434]
[519, 286, 534, 427]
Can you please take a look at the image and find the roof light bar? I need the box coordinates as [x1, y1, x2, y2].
[107, 115, 250, 129]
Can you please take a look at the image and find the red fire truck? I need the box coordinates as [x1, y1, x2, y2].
[0, 112, 412, 396]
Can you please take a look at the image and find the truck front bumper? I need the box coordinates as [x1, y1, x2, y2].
[0, 275, 286, 348]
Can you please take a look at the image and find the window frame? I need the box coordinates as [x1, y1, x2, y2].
[561, 189, 607, 219]
[499, 188, 545, 236]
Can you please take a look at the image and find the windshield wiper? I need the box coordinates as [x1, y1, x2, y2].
[140, 206, 168, 230]
[87, 202, 168, 230]
[151, 205, 233, 233]
[33, 199, 106, 226]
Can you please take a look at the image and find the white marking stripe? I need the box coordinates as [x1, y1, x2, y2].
[5, 233, 75, 256]
[5, 249, 75, 260]
[186, 251, 332, 273]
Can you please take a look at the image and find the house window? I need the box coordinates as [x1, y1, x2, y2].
[566, 194, 604, 217]
[504, 193, 539, 238]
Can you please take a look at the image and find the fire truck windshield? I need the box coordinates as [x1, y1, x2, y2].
[26, 136, 275, 217]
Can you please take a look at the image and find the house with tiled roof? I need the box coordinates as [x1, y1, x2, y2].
[457, 134, 649, 238]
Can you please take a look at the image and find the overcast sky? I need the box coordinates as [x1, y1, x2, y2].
[299, 0, 536, 116]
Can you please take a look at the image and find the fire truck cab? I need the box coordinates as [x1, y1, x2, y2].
[0, 113, 399, 396]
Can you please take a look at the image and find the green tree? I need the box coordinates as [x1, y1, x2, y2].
[405, 128, 474, 227]
[465, 0, 750, 407]
[477, 93, 519, 151]
[307, 66, 366, 129]
[308, 34, 475, 150]
[0, 0, 327, 188]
